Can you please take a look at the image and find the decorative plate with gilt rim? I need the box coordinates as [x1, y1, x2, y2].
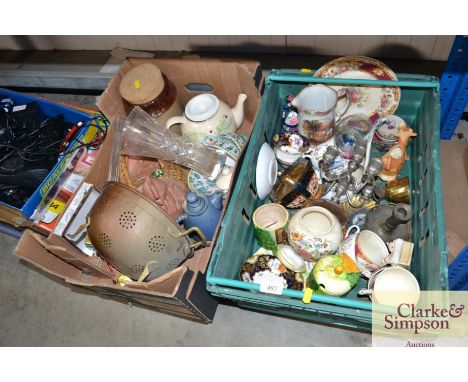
[314, 56, 401, 123]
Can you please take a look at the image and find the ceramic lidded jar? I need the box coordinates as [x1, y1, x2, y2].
[307, 253, 360, 296]
[119, 63, 183, 128]
[288, 206, 343, 261]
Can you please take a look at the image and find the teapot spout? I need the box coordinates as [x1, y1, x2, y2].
[232, 94, 247, 128]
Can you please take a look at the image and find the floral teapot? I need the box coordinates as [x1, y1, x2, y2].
[166, 93, 247, 144]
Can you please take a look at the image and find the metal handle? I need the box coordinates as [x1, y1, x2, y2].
[67, 216, 91, 242]
[358, 288, 373, 296]
[176, 226, 207, 249]
[137, 261, 161, 282]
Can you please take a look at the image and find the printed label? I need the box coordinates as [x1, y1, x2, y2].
[260, 280, 284, 295]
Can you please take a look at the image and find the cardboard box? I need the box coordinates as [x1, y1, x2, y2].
[14, 57, 262, 323]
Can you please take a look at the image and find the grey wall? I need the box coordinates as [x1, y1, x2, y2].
[0, 35, 455, 61]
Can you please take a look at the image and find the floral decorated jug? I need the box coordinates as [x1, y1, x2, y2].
[166, 93, 247, 144]
[288, 206, 343, 261]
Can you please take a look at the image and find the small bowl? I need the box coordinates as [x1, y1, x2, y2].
[273, 130, 310, 167]
[359, 266, 420, 306]
[376, 115, 406, 141]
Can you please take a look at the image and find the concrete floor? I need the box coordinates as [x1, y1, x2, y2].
[0, 51, 466, 346]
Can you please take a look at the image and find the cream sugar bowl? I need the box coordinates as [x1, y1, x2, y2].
[288, 206, 343, 261]
[339, 225, 389, 276]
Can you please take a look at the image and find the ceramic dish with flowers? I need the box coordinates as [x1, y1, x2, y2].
[240, 252, 304, 291]
[314, 56, 400, 124]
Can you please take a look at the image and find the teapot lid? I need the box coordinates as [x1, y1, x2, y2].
[185, 94, 219, 122]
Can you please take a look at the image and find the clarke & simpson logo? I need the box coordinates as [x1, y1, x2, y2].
[384, 303, 465, 334]
[372, 291, 468, 347]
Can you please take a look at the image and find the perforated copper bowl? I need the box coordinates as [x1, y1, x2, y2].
[88, 181, 205, 281]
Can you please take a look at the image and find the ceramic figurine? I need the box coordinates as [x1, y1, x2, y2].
[379, 125, 417, 181]
[386, 238, 414, 269]
[166, 93, 247, 144]
[281, 97, 299, 131]
[307, 253, 360, 296]
[288, 206, 343, 261]
[365, 203, 412, 243]
[176, 191, 224, 241]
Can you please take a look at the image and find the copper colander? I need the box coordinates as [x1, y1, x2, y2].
[87, 181, 205, 281]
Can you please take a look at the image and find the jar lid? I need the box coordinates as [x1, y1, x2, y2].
[185, 94, 219, 122]
[119, 63, 165, 105]
[276, 244, 307, 273]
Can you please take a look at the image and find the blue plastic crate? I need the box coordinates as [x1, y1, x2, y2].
[0, 88, 100, 218]
[449, 246, 468, 290]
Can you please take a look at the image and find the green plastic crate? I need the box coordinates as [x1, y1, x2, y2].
[206, 69, 448, 332]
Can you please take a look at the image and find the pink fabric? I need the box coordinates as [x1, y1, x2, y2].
[137, 175, 188, 220]
[126, 156, 160, 184]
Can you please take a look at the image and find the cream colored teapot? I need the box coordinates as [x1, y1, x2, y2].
[166, 93, 247, 144]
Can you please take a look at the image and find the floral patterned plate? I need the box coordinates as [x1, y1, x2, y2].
[239, 252, 304, 291]
[314, 56, 400, 124]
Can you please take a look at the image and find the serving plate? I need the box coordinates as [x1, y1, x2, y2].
[314, 56, 400, 123]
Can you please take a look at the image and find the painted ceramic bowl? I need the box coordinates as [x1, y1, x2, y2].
[239, 253, 304, 291]
[288, 206, 343, 261]
[272, 129, 310, 167]
[373, 115, 406, 151]
[307, 253, 360, 296]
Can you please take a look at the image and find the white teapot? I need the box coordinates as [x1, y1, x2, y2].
[166, 93, 247, 144]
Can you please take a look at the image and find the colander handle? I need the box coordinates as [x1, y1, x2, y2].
[178, 227, 207, 249]
[67, 217, 91, 242]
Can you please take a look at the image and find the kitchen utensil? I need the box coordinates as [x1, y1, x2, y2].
[87, 182, 206, 281]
